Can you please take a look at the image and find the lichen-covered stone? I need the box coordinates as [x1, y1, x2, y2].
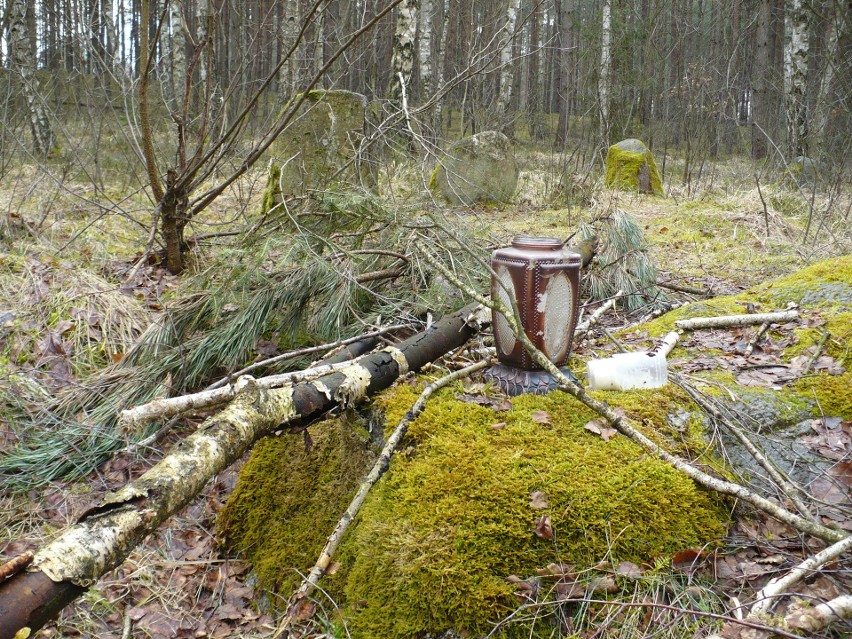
[261, 90, 372, 213]
[431, 130, 519, 205]
[605, 138, 663, 196]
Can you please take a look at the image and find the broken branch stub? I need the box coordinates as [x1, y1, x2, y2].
[0, 304, 486, 639]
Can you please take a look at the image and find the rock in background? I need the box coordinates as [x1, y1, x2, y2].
[430, 130, 519, 206]
[605, 138, 663, 196]
[261, 90, 374, 214]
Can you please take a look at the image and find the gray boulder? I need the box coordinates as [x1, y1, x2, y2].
[430, 131, 518, 205]
[262, 90, 373, 213]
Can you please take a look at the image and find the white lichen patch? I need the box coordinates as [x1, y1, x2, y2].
[381, 346, 409, 376]
[333, 364, 372, 408]
[33, 507, 145, 586]
[312, 380, 333, 401]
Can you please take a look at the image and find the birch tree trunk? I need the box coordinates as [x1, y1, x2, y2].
[495, 0, 521, 135]
[281, 0, 301, 96]
[784, 0, 809, 158]
[9, 0, 56, 156]
[418, 0, 433, 100]
[598, 0, 612, 148]
[432, 0, 449, 137]
[390, 0, 418, 105]
[170, 0, 186, 107]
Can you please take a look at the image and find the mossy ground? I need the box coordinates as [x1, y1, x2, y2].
[220, 380, 727, 638]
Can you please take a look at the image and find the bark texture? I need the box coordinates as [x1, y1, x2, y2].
[0, 305, 484, 639]
[9, 0, 55, 156]
[784, 0, 809, 158]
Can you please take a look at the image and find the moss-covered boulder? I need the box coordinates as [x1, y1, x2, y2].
[430, 130, 519, 206]
[261, 90, 373, 214]
[605, 138, 663, 196]
[219, 385, 726, 637]
[218, 255, 850, 639]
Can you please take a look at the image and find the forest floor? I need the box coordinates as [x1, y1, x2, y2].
[0, 145, 850, 638]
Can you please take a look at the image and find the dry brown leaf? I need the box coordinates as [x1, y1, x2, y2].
[491, 422, 507, 431]
[531, 410, 551, 425]
[534, 514, 553, 540]
[583, 418, 618, 441]
[529, 491, 548, 509]
[616, 561, 643, 579]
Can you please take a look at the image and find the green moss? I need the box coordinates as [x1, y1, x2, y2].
[261, 163, 282, 215]
[604, 140, 663, 196]
[785, 312, 852, 367]
[217, 415, 377, 594]
[752, 254, 852, 310]
[791, 371, 852, 420]
[340, 387, 726, 638]
[428, 163, 440, 192]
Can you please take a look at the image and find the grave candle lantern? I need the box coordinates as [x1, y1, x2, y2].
[487, 236, 582, 394]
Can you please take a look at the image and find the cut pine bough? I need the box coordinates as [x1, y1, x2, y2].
[0, 304, 489, 639]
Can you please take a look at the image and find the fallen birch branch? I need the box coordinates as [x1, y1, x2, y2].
[785, 594, 852, 633]
[206, 323, 407, 390]
[749, 534, 852, 616]
[0, 304, 487, 639]
[674, 310, 798, 331]
[120, 359, 362, 430]
[704, 536, 852, 638]
[744, 321, 770, 358]
[273, 358, 494, 638]
[673, 374, 816, 523]
[419, 247, 845, 545]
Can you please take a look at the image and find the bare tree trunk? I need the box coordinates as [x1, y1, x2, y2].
[390, 0, 418, 105]
[9, 0, 55, 156]
[598, 0, 612, 148]
[751, 0, 771, 159]
[170, 0, 186, 107]
[495, 0, 521, 135]
[281, 0, 300, 95]
[784, 0, 809, 158]
[812, 1, 844, 153]
[432, 0, 449, 137]
[418, 0, 433, 100]
[555, 0, 573, 146]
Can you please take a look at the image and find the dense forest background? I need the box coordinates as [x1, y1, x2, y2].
[2, 0, 849, 172]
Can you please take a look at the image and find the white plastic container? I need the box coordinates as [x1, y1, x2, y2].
[586, 351, 668, 391]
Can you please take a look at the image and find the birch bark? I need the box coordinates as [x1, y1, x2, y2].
[170, 0, 186, 106]
[390, 0, 418, 105]
[9, 0, 55, 156]
[418, 0, 433, 99]
[598, 0, 612, 147]
[784, 0, 809, 158]
[495, 0, 521, 133]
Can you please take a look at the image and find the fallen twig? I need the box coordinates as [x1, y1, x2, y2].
[674, 310, 798, 331]
[802, 329, 831, 375]
[205, 324, 407, 390]
[0, 553, 33, 582]
[273, 358, 493, 638]
[749, 534, 852, 616]
[673, 374, 816, 523]
[785, 594, 852, 633]
[656, 279, 711, 296]
[575, 291, 623, 338]
[744, 321, 771, 358]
